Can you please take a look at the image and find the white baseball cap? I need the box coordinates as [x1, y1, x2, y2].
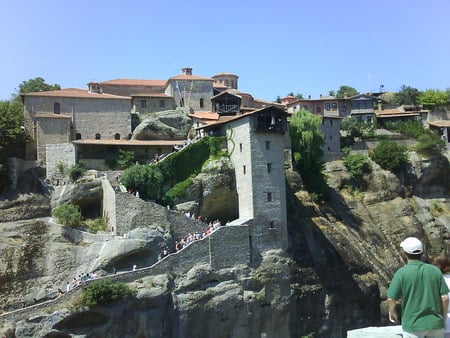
[400, 237, 423, 254]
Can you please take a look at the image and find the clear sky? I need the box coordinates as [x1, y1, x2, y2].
[1, 0, 449, 102]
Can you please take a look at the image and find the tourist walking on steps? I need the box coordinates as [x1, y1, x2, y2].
[387, 237, 449, 338]
[433, 255, 450, 338]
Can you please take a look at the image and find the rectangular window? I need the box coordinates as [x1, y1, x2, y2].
[267, 192, 272, 202]
[316, 106, 321, 113]
[140, 100, 147, 109]
[239, 143, 242, 152]
[243, 165, 246, 174]
[325, 103, 330, 111]
[340, 106, 347, 112]
[265, 141, 270, 150]
[330, 119, 333, 126]
[331, 103, 337, 111]
[269, 221, 275, 229]
[159, 100, 165, 108]
[267, 163, 272, 173]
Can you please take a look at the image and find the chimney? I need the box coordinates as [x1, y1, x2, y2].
[320, 94, 322, 98]
[182, 67, 193, 75]
[308, 95, 311, 100]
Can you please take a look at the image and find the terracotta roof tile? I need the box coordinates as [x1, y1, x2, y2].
[131, 93, 172, 98]
[35, 113, 71, 119]
[189, 111, 220, 120]
[96, 79, 167, 86]
[73, 139, 184, 146]
[22, 88, 129, 100]
[169, 74, 213, 81]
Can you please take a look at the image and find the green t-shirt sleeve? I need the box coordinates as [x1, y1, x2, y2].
[440, 275, 449, 295]
[387, 271, 401, 300]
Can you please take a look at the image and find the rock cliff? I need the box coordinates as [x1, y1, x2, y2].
[0, 152, 449, 337]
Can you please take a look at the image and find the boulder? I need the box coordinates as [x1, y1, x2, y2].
[132, 108, 193, 141]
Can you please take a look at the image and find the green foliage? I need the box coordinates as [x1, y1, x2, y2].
[83, 217, 107, 233]
[156, 136, 212, 187]
[417, 89, 449, 109]
[53, 204, 82, 227]
[12, 77, 61, 104]
[370, 140, 408, 172]
[384, 120, 424, 138]
[0, 100, 26, 190]
[164, 176, 194, 206]
[415, 132, 446, 157]
[343, 153, 371, 179]
[104, 157, 118, 170]
[289, 109, 328, 199]
[118, 149, 135, 169]
[120, 164, 164, 200]
[209, 136, 228, 159]
[395, 85, 420, 105]
[80, 279, 136, 307]
[336, 85, 358, 98]
[68, 161, 86, 182]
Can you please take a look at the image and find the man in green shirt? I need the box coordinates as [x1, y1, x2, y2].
[387, 237, 449, 338]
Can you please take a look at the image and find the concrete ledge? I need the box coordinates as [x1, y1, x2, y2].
[347, 325, 402, 337]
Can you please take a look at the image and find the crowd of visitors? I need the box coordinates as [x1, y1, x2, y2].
[67, 272, 98, 292]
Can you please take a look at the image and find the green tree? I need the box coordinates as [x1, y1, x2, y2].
[417, 89, 449, 109]
[328, 90, 336, 97]
[289, 109, 328, 199]
[12, 77, 61, 104]
[394, 85, 420, 106]
[80, 279, 136, 307]
[52, 204, 82, 227]
[343, 153, 370, 180]
[68, 162, 86, 182]
[336, 85, 358, 98]
[275, 95, 281, 103]
[415, 132, 446, 157]
[370, 140, 408, 172]
[120, 164, 164, 200]
[0, 100, 26, 190]
[118, 149, 135, 169]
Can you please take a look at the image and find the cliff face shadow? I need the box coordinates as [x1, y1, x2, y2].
[286, 178, 381, 336]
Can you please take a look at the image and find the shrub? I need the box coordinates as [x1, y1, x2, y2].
[120, 164, 164, 201]
[83, 217, 107, 233]
[80, 279, 136, 307]
[104, 157, 118, 170]
[370, 140, 408, 172]
[52, 204, 82, 227]
[415, 132, 446, 157]
[68, 162, 85, 182]
[343, 153, 370, 179]
[118, 149, 135, 169]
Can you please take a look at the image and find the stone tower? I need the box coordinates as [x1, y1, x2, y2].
[212, 72, 239, 90]
[226, 105, 289, 262]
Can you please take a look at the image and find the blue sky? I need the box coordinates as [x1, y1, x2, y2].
[1, 0, 449, 102]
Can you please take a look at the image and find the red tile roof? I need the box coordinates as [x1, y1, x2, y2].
[72, 139, 183, 146]
[95, 79, 167, 86]
[189, 111, 220, 120]
[35, 113, 71, 119]
[22, 88, 130, 99]
[131, 93, 172, 98]
[169, 74, 213, 81]
[428, 120, 450, 127]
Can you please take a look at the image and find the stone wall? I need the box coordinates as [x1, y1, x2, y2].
[46, 143, 76, 180]
[227, 114, 289, 259]
[0, 225, 249, 323]
[36, 116, 71, 163]
[24, 96, 131, 143]
[102, 178, 117, 233]
[8, 158, 40, 190]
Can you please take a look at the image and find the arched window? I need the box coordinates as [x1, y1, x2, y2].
[95, 133, 101, 140]
[199, 98, 204, 108]
[114, 133, 120, 140]
[75, 133, 81, 140]
[54, 102, 60, 114]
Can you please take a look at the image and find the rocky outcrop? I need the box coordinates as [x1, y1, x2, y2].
[132, 108, 193, 141]
[173, 158, 239, 221]
[1, 153, 450, 337]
